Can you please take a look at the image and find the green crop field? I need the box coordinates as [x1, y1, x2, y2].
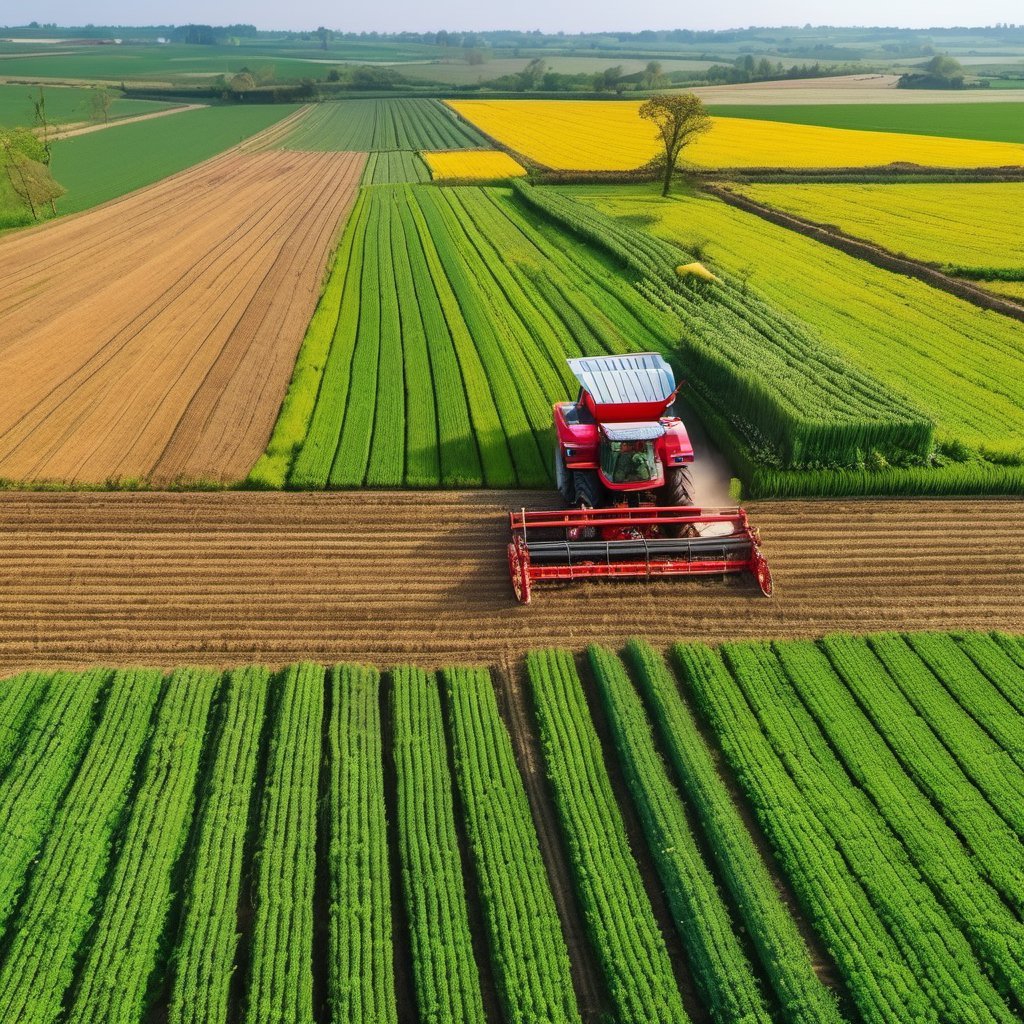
[276, 98, 486, 151]
[48, 104, 296, 214]
[362, 150, 429, 183]
[735, 182, 1024, 277]
[574, 184, 1024, 474]
[0, 83, 171, 126]
[0, 630, 1021, 1023]
[0, 41, 437, 82]
[706, 102, 1024, 144]
[250, 183, 673, 489]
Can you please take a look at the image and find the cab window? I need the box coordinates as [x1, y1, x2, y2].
[601, 440, 656, 483]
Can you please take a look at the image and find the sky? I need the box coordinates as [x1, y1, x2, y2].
[2, 0, 1021, 34]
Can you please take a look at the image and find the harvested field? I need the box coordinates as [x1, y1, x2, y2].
[0, 146, 365, 486]
[0, 491, 1020, 673]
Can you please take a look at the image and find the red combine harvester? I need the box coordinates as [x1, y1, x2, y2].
[507, 353, 772, 603]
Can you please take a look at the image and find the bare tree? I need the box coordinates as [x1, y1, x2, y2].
[0, 127, 65, 219]
[32, 87, 52, 164]
[90, 87, 113, 124]
[639, 93, 712, 197]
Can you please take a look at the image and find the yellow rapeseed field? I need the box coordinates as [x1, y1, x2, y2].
[422, 149, 527, 180]
[737, 182, 1024, 270]
[446, 99, 1024, 170]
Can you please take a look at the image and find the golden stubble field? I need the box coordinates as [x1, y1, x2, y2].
[0, 144, 365, 486]
[0, 491, 1020, 673]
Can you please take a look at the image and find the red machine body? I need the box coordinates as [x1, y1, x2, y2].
[508, 353, 773, 602]
[554, 354, 694, 498]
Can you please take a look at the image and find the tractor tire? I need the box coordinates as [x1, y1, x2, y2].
[572, 470, 603, 510]
[662, 465, 694, 507]
[662, 466, 695, 538]
[554, 442, 574, 504]
[571, 470, 602, 540]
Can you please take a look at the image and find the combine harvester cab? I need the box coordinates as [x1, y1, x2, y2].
[509, 353, 772, 603]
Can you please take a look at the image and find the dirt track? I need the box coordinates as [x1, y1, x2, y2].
[43, 103, 206, 140]
[0, 142, 363, 486]
[0, 491, 1020, 674]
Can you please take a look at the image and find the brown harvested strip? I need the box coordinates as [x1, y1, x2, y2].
[0, 148, 365, 486]
[0, 492, 1020, 674]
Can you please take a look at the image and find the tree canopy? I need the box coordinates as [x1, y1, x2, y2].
[639, 93, 712, 196]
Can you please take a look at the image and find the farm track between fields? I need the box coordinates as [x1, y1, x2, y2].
[708, 184, 1024, 321]
[0, 491, 1021, 673]
[0, 140, 363, 486]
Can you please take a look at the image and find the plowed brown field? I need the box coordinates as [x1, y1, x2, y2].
[0, 146, 365, 486]
[0, 491, 1020, 673]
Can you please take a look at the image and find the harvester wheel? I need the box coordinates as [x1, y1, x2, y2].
[662, 466, 695, 537]
[572, 470, 602, 510]
[663, 466, 694, 507]
[554, 442, 574, 504]
[570, 471, 602, 540]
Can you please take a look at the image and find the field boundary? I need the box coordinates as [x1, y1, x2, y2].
[706, 183, 1024, 322]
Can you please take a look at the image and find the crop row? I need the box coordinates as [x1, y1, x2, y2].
[525, 649, 687, 1024]
[327, 665, 395, 1023]
[258, 183, 671, 489]
[0, 669, 163, 1024]
[65, 668, 221, 1024]
[391, 667, 487, 1023]
[278, 98, 486, 152]
[443, 666, 581, 1023]
[617, 639, 845, 1024]
[679, 639, 1021, 1023]
[170, 668, 271, 1024]
[0, 667, 110, 938]
[773, 640, 1024, 1003]
[515, 180, 934, 469]
[362, 150, 429, 184]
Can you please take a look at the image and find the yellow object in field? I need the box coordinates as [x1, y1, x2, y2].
[422, 149, 527, 181]
[676, 262, 719, 283]
[445, 99, 1024, 171]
